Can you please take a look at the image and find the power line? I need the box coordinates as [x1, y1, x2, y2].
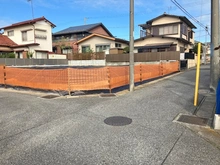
[171, 0, 209, 32]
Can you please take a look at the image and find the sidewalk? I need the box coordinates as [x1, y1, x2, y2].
[176, 91, 220, 149]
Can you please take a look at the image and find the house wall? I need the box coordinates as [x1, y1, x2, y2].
[134, 37, 178, 47]
[151, 24, 180, 38]
[0, 46, 13, 52]
[134, 37, 193, 52]
[152, 16, 180, 26]
[78, 36, 128, 53]
[4, 24, 34, 44]
[3, 20, 53, 58]
[151, 16, 195, 44]
[89, 26, 110, 36]
[34, 21, 53, 52]
[52, 40, 78, 53]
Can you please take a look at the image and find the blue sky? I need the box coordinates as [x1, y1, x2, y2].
[0, 0, 211, 42]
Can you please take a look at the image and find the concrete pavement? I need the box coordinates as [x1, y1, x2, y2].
[0, 64, 220, 165]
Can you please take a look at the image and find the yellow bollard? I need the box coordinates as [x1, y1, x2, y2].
[194, 43, 201, 106]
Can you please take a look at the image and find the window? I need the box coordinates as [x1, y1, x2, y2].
[115, 43, 121, 48]
[159, 25, 178, 35]
[96, 45, 110, 52]
[35, 34, 47, 40]
[35, 29, 47, 40]
[22, 31, 27, 41]
[181, 24, 187, 35]
[8, 30, 14, 36]
[82, 45, 90, 53]
[180, 47, 185, 53]
[62, 48, 72, 54]
[158, 48, 166, 52]
[36, 51, 47, 59]
[188, 31, 193, 39]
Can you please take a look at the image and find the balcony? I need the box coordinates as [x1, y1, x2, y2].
[140, 30, 146, 38]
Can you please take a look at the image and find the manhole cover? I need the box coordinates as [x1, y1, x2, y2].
[177, 114, 208, 126]
[41, 95, 59, 99]
[100, 93, 116, 97]
[104, 116, 132, 126]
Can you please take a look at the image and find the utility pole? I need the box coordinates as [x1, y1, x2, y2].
[129, 0, 134, 92]
[210, 0, 219, 92]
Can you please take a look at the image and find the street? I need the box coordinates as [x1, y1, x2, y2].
[0, 65, 220, 165]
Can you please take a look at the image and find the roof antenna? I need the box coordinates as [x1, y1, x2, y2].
[167, 6, 172, 14]
[27, 0, 34, 19]
[84, 17, 88, 25]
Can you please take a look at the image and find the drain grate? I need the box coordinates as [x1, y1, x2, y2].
[100, 93, 116, 97]
[176, 114, 209, 126]
[104, 116, 132, 126]
[41, 95, 59, 99]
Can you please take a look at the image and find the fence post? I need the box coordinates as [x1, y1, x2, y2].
[140, 64, 142, 82]
[3, 65, 6, 88]
[67, 68, 71, 96]
[160, 62, 163, 76]
[107, 67, 111, 93]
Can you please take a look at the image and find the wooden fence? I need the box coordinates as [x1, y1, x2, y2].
[106, 51, 180, 62]
[0, 61, 179, 93]
[67, 52, 105, 60]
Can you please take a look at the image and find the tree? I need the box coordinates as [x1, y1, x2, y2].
[123, 46, 129, 53]
[0, 52, 15, 58]
[193, 43, 203, 54]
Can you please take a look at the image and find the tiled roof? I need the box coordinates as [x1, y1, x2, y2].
[53, 23, 113, 37]
[0, 16, 56, 30]
[0, 35, 17, 47]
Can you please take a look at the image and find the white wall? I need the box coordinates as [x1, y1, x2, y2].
[34, 21, 53, 52]
[4, 24, 34, 44]
[68, 60, 106, 66]
[49, 54, 67, 59]
[3, 20, 53, 59]
[78, 36, 128, 53]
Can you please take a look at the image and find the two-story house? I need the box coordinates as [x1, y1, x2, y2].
[0, 17, 56, 59]
[52, 23, 128, 54]
[134, 13, 196, 53]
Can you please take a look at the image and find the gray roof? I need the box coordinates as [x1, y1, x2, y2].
[53, 23, 113, 36]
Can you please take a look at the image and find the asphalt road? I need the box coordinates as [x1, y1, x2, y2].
[0, 64, 220, 165]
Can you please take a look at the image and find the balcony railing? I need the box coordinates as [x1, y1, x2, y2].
[140, 30, 146, 38]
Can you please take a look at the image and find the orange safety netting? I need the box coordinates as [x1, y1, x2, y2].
[109, 66, 129, 89]
[68, 67, 109, 91]
[0, 65, 5, 84]
[141, 63, 161, 81]
[5, 68, 69, 91]
[162, 61, 179, 75]
[1, 61, 179, 92]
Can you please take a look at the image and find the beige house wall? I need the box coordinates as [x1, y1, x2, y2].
[152, 17, 180, 26]
[134, 37, 178, 46]
[78, 36, 128, 53]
